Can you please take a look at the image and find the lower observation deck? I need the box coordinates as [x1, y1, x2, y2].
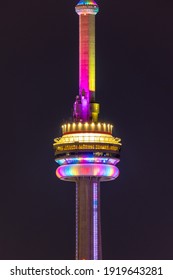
[56, 163, 119, 182]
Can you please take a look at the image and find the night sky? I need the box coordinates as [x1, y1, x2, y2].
[3, 0, 173, 259]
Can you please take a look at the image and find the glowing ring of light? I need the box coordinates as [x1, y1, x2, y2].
[55, 157, 120, 165]
[56, 164, 119, 182]
[77, 0, 98, 5]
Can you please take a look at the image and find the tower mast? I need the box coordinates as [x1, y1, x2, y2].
[74, 0, 99, 123]
[53, 0, 122, 260]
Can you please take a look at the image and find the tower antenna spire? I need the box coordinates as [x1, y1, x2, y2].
[73, 0, 99, 122]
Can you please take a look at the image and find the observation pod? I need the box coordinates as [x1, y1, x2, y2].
[53, 0, 122, 260]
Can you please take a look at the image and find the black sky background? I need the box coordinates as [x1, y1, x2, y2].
[2, 0, 173, 259]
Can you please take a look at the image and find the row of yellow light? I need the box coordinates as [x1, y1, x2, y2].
[62, 122, 113, 127]
[62, 122, 113, 130]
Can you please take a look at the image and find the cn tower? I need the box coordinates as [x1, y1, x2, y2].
[53, 0, 122, 260]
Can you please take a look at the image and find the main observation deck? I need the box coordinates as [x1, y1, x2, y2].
[54, 122, 121, 159]
[53, 122, 122, 181]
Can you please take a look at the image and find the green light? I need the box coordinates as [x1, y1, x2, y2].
[77, 0, 98, 6]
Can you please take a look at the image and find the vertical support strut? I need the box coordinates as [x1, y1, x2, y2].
[79, 14, 90, 120]
[89, 15, 96, 102]
[75, 183, 79, 260]
[93, 181, 98, 260]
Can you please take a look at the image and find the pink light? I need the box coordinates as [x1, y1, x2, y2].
[56, 164, 119, 181]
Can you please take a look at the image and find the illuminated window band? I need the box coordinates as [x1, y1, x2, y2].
[54, 132, 122, 146]
[56, 157, 120, 166]
[61, 123, 113, 135]
[56, 164, 119, 181]
[54, 143, 120, 154]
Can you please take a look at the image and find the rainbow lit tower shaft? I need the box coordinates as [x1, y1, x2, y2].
[74, 0, 99, 123]
[53, 0, 121, 260]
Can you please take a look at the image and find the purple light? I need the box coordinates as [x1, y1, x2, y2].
[93, 182, 98, 259]
[76, 184, 79, 260]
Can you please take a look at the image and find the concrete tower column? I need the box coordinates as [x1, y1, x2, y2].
[75, 178, 102, 260]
